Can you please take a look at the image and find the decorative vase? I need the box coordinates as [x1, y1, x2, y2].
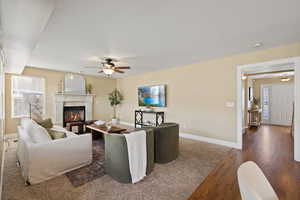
[112, 118, 118, 125]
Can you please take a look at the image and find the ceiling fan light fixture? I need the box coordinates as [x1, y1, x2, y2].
[253, 42, 263, 48]
[103, 68, 114, 75]
[280, 77, 290, 82]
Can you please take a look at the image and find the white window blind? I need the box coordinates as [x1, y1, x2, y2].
[11, 76, 45, 118]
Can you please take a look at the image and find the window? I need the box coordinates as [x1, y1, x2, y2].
[262, 86, 270, 121]
[11, 76, 45, 118]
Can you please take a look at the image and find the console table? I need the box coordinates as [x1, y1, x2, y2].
[248, 109, 261, 127]
[134, 110, 165, 128]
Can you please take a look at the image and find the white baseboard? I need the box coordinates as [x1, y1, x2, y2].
[243, 126, 248, 134]
[119, 121, 239, 149]
[180, 132, 239, 149]
[119, 121, 135, 127]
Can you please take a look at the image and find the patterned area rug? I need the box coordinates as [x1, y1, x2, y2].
[65, 139, 105, 187]
[3, 138, 230, 200]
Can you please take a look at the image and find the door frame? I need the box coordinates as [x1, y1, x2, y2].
[236, 57, 300, 161]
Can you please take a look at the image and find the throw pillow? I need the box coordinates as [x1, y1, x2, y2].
[47, 129, 67, 140]
[36, 118, 53, 129]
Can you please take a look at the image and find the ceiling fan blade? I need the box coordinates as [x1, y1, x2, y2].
[102, 57, 119, 62]
[98, 70, 104, 73]
[84, 66, 99, 69]
[114, 69, 125, 73]
[114, 66, 130, 69]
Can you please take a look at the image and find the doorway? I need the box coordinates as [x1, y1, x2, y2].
[261, 83, 294, 126]
[236, 57, 300, 161]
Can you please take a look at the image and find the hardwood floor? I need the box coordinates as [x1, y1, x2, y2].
[188, 125, 300, 200]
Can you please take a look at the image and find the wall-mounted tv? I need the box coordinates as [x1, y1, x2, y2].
[138, 85, 166, 107]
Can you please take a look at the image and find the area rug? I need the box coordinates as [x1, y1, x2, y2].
[66, 139, 105, 187]
[3, 138, 230, 200]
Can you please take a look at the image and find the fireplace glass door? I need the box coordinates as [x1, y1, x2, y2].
[63, 106, 85, 126]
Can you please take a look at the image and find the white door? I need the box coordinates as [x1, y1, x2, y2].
[261, 83, 294, 126]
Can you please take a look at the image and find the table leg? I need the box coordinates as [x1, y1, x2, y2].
[78, 125, 83, 134]
[91, 129, 102, 140]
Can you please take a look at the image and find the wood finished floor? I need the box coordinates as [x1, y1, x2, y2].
[188, 125, 300, 200]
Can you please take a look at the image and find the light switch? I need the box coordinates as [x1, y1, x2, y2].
[226, 101, 235, 108]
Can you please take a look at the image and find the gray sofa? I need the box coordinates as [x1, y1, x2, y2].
[153, 123, 179, 164]
[104, 123, 179, 183]
[104, 128, 154, 183]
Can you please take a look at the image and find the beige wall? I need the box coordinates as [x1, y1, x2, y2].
[5, 67, 117, 134]
[117, 43, 300, 143]
[253, 77, 294, 101]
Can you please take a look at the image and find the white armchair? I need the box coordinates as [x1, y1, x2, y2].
[17, 119, 92, 184]
[237, 161, 279, 200]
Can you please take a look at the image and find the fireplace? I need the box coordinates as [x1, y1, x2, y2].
[63, 106, 85, 127]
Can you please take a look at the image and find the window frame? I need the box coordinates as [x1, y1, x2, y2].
[11, 75, 46, 119]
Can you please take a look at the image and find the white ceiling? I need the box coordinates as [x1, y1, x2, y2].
[1, 0, 55, 73]
[2, 0, 300, 77]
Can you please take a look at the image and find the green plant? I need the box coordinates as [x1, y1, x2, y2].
[108, 89, 123, 119]
[86, 83, 92, 94]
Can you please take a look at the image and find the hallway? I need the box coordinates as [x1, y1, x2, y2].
[188, 125, 300, 200]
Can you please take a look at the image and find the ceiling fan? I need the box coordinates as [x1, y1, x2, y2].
[84, 57, 131, 75]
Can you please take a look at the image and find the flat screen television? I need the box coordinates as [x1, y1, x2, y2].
[138, 85, 166, 107]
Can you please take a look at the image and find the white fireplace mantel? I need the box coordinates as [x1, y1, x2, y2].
[54, 93, 95, 126]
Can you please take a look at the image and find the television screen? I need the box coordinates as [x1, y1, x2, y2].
[138, 85, 166, 107]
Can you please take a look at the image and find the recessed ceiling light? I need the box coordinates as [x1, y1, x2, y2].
[242, 76, 247, 80]
[253, 42, 263, 48]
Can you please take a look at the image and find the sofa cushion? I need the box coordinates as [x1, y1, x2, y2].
[65, 131, 78, 138]
[51, 125, 67, 132]
[51, 125, 77, 138]
[47, 130, 67, 140]
[30, 123, 52, 143]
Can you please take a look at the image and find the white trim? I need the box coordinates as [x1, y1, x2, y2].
[236, 66, 243, 149]
[180, 132, 239, 149]
[294, 58, 300, 161]
[237, 56, 300, 161]
[119, 121, 239, 148]
[243, 126, 248, 134]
